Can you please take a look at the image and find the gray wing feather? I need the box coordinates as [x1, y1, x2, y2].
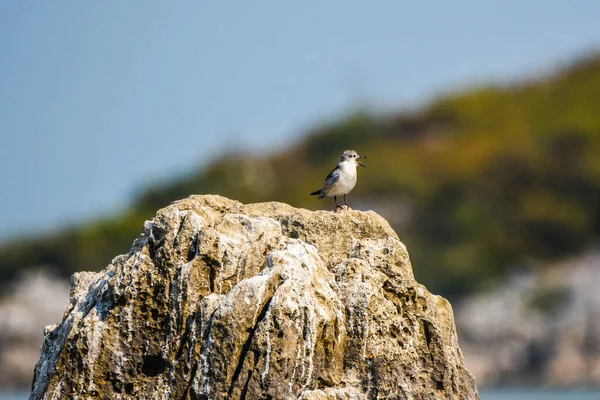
[321, 165, 341, 193]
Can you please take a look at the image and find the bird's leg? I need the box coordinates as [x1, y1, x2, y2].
[343, 194, 349, 207]
[334, 195, 342, 210]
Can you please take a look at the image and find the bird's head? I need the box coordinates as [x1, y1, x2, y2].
[340, 149, 366, 167]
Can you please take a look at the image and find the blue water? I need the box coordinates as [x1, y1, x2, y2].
[3, 390, 600, 399]
[0, 393, 28, 400]
[480, 390, 600, 400]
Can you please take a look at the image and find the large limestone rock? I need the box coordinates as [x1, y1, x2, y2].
[31, 195, 478, 399]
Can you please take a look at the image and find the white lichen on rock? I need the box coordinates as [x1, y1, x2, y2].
[30, 195, 478, 399]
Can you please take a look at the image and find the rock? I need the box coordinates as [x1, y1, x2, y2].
[0, 270, 69, 390]
[30, 195, 478, 399]
[456, 247, 600, 387]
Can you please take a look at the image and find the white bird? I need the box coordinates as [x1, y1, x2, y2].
[310, 149, 366, 210]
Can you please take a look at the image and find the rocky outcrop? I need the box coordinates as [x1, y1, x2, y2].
[0, 271, 69, 390]
[457, 247, 600, 387]
[31, 195, 478, 399]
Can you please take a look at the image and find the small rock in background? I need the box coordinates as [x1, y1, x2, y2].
[0, 270, 69, 389]
[456, 247, 600, 387]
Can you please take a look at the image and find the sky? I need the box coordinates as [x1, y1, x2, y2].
[1, 0, 600, 240]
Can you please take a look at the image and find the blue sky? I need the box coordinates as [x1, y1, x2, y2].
[1, 1, 599, 240]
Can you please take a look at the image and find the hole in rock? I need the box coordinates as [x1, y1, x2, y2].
[124, 382, 134, 394]
[116, 295, 127, 307]
[141, 355, 170, 377]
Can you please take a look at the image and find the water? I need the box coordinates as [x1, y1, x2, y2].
[0, 393, 28, 400]
[480, 390, 600, 400]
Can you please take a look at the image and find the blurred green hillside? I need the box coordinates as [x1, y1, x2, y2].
[2, 55, 599, 298]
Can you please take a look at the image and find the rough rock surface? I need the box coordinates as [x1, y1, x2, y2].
[31, 195, 478, 399]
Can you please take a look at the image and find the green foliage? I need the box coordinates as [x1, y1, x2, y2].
[2, 55, 600, 298]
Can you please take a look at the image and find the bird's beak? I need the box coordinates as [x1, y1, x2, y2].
[357, 155, 366, 168]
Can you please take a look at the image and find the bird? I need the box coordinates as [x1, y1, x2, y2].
[310, 149, 366, 210]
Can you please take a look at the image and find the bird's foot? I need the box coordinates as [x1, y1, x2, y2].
[334, 205, 350, 212]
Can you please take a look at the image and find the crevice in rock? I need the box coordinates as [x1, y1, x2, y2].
[239, 350, 258, 400]
[148, 237, 157, 259]
[174, 314, 195, 361]
[201, 256, 220, 293]
[423, 320, 434, 348]
[187, 233, 200, 262]
[149, 223, 166, 258]
[227, 296, 274, 398]
[423, 320, 436, 363]
[189, 392, 208, 400]
[176, 214, 188, 238]
[97, 283, 118, 321]
[183, 363, 199, 399]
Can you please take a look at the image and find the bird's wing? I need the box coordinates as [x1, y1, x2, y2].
[325, 165, 340, 181]
[321, 165, 341, 192]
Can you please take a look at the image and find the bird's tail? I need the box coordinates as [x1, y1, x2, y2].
[310, 189, 322, 197]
